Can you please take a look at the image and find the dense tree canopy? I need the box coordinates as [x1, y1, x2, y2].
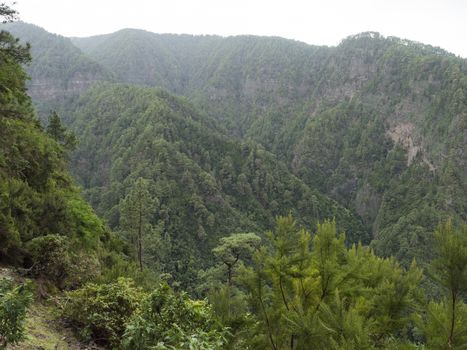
[0, 14, 466, 350]
[67, 83, 366, 287]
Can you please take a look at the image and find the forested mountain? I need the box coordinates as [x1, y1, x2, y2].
[68, 83, 365, 286]
[0, 15, 226, 349]
[2, 11, 467, 350]
[72, 30, 321, 136]
[2, 22, 113, 117]
[8, 22, 466, 269]
[72, 29, 223, 93]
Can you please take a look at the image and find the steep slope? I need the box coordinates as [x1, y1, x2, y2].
[77, 30, 465, 265]
[69, 83, 367, 286]
[71, 29, 179, 89]
[1, 22, 113, 119]
[0, 23, 124, 281]
[72, 30, 323, 136]
[1, 267, 92, 350]
[71, 29, 222, 93]
[8, 23, 466, 268]
[287, 34, 466, 265]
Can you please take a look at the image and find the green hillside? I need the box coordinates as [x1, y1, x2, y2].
[68, 83, 366, 286]
[1, 11, 467, 350]
[287, 34, 466, 265]
[72, 31, 322, 136]
[70, 28, 466, 267]
[6, 22, 466, 269]
[2, 22, 114, 119]
[0, 15, 226, 349]
[72, 29, 222, 93]
[0, 25, 105, 266]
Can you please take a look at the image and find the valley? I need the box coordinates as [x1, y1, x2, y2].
[0, 15, 466, 350]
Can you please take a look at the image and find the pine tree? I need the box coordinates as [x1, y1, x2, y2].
[418, 220, 467, 349]
[120, 178, 156, 271]
[46, 111, 77, 151]
[212, 232, 261, 286]
[46, 111, 66, 140]
[243, 215, 422, 349]
[244, 214, 314, 350]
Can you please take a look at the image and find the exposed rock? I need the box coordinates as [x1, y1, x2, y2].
[386, 122, 435, 171]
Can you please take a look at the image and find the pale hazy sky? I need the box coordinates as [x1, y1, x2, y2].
[13, 0, 467, 57]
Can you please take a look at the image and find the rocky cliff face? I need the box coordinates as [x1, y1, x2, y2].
[27, 73, 104, 101]
[2, 22, 113, 118]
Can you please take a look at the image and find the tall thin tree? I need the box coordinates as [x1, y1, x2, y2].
[120, 178, 155, 271]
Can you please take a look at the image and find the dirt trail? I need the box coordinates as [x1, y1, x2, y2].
[1, 267, 99, 350]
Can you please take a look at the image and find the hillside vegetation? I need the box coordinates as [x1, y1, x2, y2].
[2, 22, 113, 118]
[6, 22, 464, 268]
[1, 14, 466, 350]
[68, 83, 365, 286]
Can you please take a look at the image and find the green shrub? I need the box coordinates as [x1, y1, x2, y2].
[0, 278, 32, 349]
[61, 278, 144, 347]
[122, 283, 227, 350]
[65, 251, 101, 289]
[97, 250, 159, 290]
[25, 234, 70, 286]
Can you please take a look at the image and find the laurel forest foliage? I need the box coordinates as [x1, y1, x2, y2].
[61, 278, 227, 349]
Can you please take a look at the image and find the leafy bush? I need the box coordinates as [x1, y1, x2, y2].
[96, 250, 159, 290]
[25, 234, 70, 286]
[61, 278, 144, 348]
[0, 278, 32, 349]
[65, 251, 101, 289]
[122, 283, 227, 350]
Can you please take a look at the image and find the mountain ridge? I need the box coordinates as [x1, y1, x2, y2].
[4, 21, 466, 269]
